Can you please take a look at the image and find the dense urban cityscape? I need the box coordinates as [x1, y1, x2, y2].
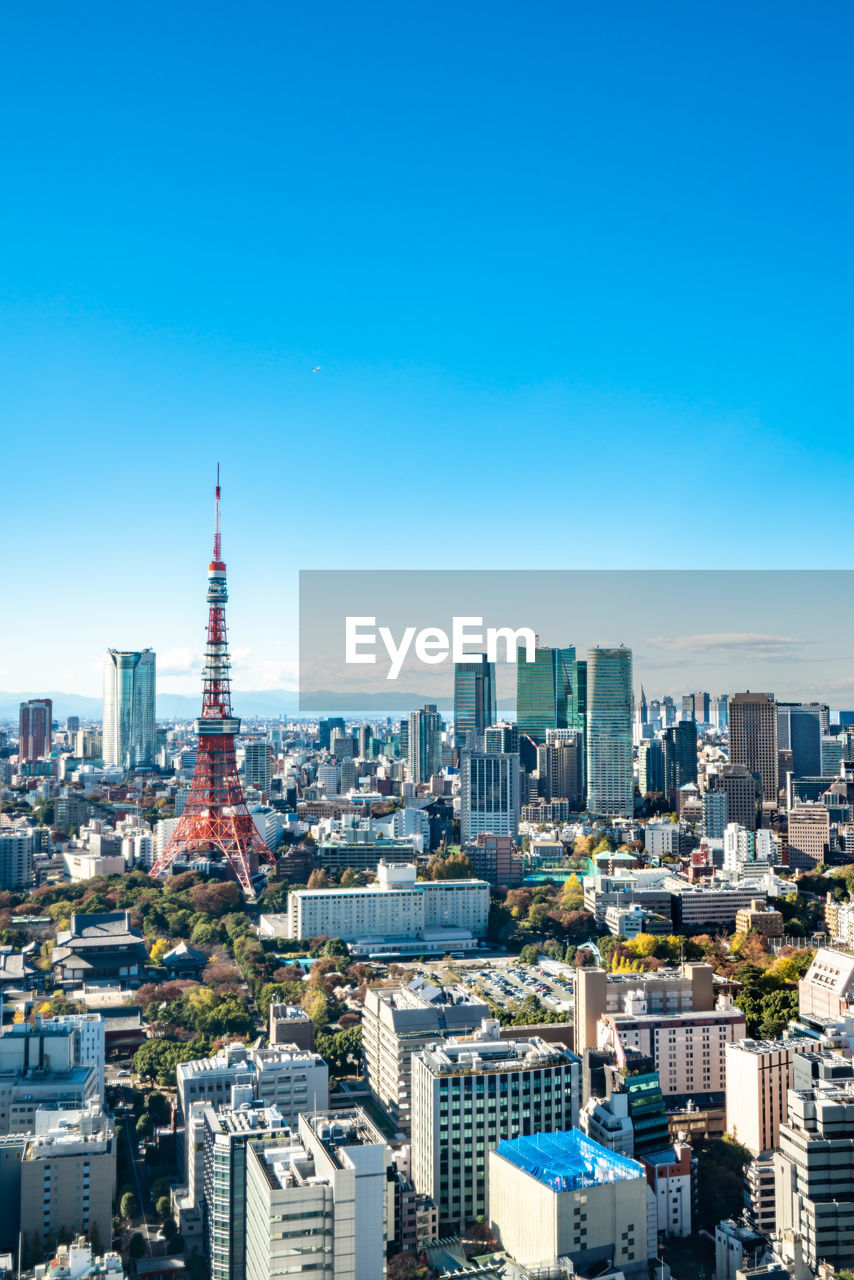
[4, 3, 849, 1279]
[0, 480, 852, 1280]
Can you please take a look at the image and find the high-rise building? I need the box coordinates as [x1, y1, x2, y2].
[460, 751, 521, 842]
[729, 693, 778, 803]
[453, 655, 496, 750]
[462, 832, 523, 888]
[516, 646, 574, 744]
[775, 1074, 854, 1270]
[18, 699, 52, 762]
[484, 722, 519, 754]
[102, 649, 156, 770]
[411, 1023, 580, 1231]
[569, 658, 588, 789]
[407, 705, 442, 783]
[663, 720, 698, 802]
[702, 789, 727, 839]
[362, 978, 490, 1132]
[714, 764, 759, 831]
[777, 703, 823, 778]
[318, 717, 344, 751]
[787, 802, 831, 870]
[245, 1109, 392, 1280]
[638, 739, 664, 796]
[65, 715, 80, 735]
[712, 694, 729, 731]
[20, 1101, 116, 1266]
[536, 734, 583, 806]
[243, 738, 272, 793]
[203, 1097, 291, 1280]
[586, 647, 633, 818]
[0, 829, 34, 890]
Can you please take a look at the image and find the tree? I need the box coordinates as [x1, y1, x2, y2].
[315, 1026, 362, 1077]
[696, 1136, 751, 1230]
[425, 850, 474, 880]
[323, 937, 349, 958]
[519, 943, 540, 966]
[189, 881, 241, 917]
[339, 867, 367, 887]
[388, 1252, 429, 1279]
[560, 873, 584, 911]
[307, 869, 332, 890]
[149, 937, 172, 966]
[120, 1191, 138, 1220]
[303, 988, 330, 1029]
[128, 1233, 146, 1260]
[191, 920, 221, 947]
[155, 1195, 172, 1219]
[135, 1113, 154, 1139]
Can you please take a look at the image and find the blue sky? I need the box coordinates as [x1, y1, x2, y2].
[2, 1, 852, 697]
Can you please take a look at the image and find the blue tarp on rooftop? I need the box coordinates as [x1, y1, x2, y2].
[494, 1129, 643, 1192]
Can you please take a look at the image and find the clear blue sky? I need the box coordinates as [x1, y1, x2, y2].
[2, 1, 852, 696]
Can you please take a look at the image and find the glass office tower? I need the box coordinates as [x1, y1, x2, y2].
[453, 655, 497, 749]
[103, 648, 156, 769]
[586, 646, 633, 817]
[516, 645, 574, 744]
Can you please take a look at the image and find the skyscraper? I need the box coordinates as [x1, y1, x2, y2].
[586, 647, 633, 818]
[516, 645, 574, 744]
[407, 705, 442, 783]
[638, 739, 664, 796]
[243, 738, 273, 793]
[18, 698, 52, 762]
[777, 703, 822, 778]
[453, 655, 496, 749]
[729, 692, 778, 804]
[536, 735, 583, 807]
[663, 720, 698, 803]
[102, 649, 156, 769]
[460, 751, 521, 841]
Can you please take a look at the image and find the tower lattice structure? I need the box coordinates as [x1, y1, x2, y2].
[150, 472, 276, 896]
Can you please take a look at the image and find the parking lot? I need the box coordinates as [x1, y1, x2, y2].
[402, 956, 574, 1015]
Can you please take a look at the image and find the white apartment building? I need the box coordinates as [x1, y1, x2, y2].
[286, 861, 490, 955]
[0, 830, 34, 891]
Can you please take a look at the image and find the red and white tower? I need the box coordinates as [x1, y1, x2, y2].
[150, 470, 276, 896]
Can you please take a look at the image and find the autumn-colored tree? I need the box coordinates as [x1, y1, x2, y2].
[307, 868, 332, 890]
[303, 987, 330, 1028]
[560, 873, 584, 911]
[149, 937, 172, 965]
[189, 881, 241, 917]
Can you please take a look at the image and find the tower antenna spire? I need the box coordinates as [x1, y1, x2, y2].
[213, 463, 222, 563]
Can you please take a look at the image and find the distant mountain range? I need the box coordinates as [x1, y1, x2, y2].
[0, 689, 516, 722]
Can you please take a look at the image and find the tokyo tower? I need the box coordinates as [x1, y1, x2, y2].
[150, 470, 276, 897]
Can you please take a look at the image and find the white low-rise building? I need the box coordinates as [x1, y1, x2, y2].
[286, 861, 489, 953]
